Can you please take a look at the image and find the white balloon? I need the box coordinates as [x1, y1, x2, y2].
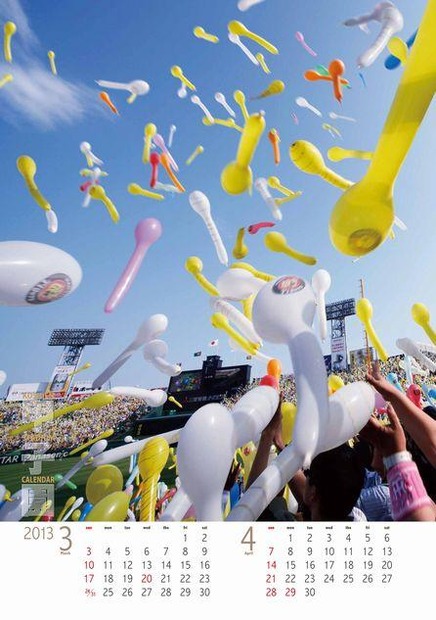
[0, 371, 6, 386]
[189, 191, 228, 266]
[0, 241, 82, 307]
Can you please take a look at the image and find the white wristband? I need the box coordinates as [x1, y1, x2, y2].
[383, 451, 412, 471]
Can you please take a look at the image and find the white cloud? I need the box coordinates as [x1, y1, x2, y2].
[0, 0, 99, 129]
[0, 0, 38, 50]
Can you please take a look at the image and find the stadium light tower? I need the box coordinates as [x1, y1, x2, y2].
[325, 299, 356, 372]
[45, 329, 104, 399]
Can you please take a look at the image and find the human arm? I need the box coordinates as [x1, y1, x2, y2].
[245, 397, 284, 490]
[360, 403, 435, 521]
[366, 361, 436, 467]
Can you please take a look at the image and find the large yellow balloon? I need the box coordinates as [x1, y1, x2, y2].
[329, 0, 436, 257]
[86, 465, 124, 505]
[138, 437, 170, 521]
[85, 491, 130, 522]
[328, 374, 345, 394]
[221, 113, 265, 195]
[281, 402, 297, 445]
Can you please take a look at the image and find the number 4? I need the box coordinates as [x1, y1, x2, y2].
[241, 526, 256, 553]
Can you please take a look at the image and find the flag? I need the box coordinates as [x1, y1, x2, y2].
[246, 355, 252, 360]
[209, 339, 219, 347]
[193, 351, 202, 357]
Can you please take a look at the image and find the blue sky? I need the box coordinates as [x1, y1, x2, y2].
[0, 0, 433, 396]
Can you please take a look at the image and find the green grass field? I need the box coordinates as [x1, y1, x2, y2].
[0, 455, 177, 521]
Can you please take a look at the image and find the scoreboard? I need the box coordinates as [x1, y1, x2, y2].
[133, 356, 251, 436]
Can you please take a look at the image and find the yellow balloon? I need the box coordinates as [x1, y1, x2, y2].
[327, 146, 373, 162]
[281, 402, 297, 445]
[47, 50, 57, 75]
[233, 90, 249, 122]
[170, 65, 196, 90]
[0, 73, 13, 88]
[211, 312, 259, 356]
[256, 53, 270, 74]
[356, 298, 388, 361]
[411, 303, 436, 345]
[228, 21, 278, 54]
[264, 231, 317, 266]
[186, 145, 204, 166]
[138, 437, 170, 521]
[193, 26, 219, 43]
[3, 21, 16, 63]
[71, 509, 81, 521]
[221, 113, 265, 195]
[128, 182, 164, 201]
[290, 141, 353, 191]
[85, 491, 130, 522]
[16, 155, 52, 212]
[89, 185, 120, 223]
[387, 36, 408, 66]
[233, 227, 249, 259]
[328, 374, 345, 394]
[237, 442, 257, 487]
[86, 465, 124, 505]
[143, 123, 157, 163]
[9, 391, 114, 436]
[253, 80, 285, 99]
[329, 0, 436, 257]
[185, 256, 219, 296]
[231, 261, 275, 281]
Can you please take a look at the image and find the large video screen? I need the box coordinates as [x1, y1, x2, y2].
[202, 366, 250, 394]
[168, 370, 203, 393]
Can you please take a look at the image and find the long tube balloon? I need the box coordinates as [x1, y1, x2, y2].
[105, 218, 162, 313]
[290, 141, 353, 190]
[55, 440, 108, 489]
[226, 276, 374, 521]
[221, 113, 265, 195]
[356, 298, 388, 361]
[9, 393, 114, 436]
[3, 22, 16, 63]
[110, 386, 168, 407]
[343, 3, 404, 68]
[92, 429, 180, 466]
[330, 1, 436, 257]
[175, 383, 279, 521]
[185, 256, 220, 296]
[189, 191, 228, 266]
[210, 297, 262, 344]
[92, 314, 168, 389]
[69, 429, 114, 455]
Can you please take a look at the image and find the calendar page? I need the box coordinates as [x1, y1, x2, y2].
[0, 0, 435, 616]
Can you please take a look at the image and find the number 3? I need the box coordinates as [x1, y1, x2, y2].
[59, 526, 72, 552]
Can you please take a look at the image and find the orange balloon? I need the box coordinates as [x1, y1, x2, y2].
[159, 152, 185, 192]
[268, 130, 280, 165]
[328, 59, 345, 103]
[267, 358, 282, 380]
[100, 91, 119, 115]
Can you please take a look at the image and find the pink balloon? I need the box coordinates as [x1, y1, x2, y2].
[374, 390, 386, 411]
[406, 384, 422, 408]
[105, 218, 162, 313]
